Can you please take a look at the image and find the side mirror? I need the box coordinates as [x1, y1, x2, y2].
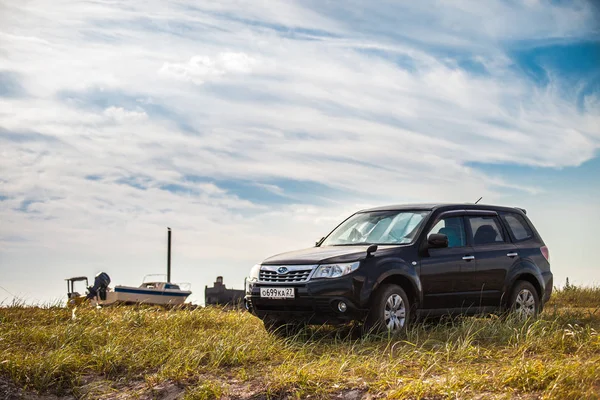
[366, 244, 378, 257]
[315, 237, 324, 247]
[427, 233, 448, 248]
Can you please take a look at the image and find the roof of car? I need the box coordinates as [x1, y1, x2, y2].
[359, 203, 526, 214]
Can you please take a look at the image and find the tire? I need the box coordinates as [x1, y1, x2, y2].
[509, 280, 540, 320]
[263, 319, 303, 337]
[364, 284, 411, 335]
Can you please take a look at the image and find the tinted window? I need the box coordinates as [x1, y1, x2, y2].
[502, 213, 533, 241]
[428, 217, 466, 248]
[468, 216, 505, 245]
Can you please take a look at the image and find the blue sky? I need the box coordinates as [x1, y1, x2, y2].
[0, 0, 599, 304]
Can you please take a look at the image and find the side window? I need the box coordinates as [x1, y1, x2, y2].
[468, 216, 505, 245]
[428, 217, 466, 248]
[501, 213, 533, 241]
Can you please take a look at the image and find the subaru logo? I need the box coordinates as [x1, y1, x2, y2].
[277, 266, 288, 274]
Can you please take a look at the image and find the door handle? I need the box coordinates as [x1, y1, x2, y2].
[462, 255, 475, 261]
[507, 252, 518, 257]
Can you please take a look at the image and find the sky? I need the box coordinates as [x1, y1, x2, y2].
[0, 0, 599, 305]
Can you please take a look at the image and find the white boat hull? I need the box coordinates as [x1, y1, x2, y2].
[97, 285, 191, 306]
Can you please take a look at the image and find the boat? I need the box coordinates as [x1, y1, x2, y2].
[66, 272, 192, 306]
[95, 274, 191, 306]
[65, 228, 192, 307]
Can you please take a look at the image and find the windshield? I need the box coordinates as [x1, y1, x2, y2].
[321, 210, 430, 246]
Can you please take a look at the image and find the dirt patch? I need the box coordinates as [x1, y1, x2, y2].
[76, 378, 186, 400]
[1, 375, 373, 400]
[0, 376, 74, 400]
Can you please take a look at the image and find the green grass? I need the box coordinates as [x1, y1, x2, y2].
[549, 284, 600, 309]
[1, 287, 599, 399]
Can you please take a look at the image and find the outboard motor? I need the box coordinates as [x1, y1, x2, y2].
[87, 272, 111, 300]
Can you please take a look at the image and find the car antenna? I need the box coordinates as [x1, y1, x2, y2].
[474, 197, 482, 204]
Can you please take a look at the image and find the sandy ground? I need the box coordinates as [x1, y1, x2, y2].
[0, 376, 74, 400]
[0, 375, 369, 399]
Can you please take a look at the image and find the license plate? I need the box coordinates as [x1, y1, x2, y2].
[260, 287, 295, 299]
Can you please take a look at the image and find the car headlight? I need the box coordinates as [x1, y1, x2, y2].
[313, 261, 360, 279]
[249, 264, 260, 282]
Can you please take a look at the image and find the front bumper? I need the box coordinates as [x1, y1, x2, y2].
[245, 274, 367, 324]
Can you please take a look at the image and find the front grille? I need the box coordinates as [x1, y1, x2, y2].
[259, 268, 312, 283]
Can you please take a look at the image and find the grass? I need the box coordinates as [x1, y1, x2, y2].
[0, 286, 599, 399]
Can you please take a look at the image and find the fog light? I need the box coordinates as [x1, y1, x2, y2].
[338, 301, 347, 313]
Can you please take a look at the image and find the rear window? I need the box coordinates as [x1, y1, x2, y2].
[502, 213, 533, 241]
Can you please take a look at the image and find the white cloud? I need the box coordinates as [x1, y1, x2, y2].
[159, 52, 258, 85]
[0, 0, 599, 303]
[103, 106, 148, 122]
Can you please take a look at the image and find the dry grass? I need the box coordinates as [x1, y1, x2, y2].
[0, 286, 599, 399]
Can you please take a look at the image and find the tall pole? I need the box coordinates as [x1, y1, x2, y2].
[167, 227, 171, 283]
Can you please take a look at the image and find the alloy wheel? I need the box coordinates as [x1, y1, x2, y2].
[384, 294, 406, 331]
[515, 289, 536, 318]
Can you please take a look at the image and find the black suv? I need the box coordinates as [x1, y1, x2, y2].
[245, 204, 552, 333]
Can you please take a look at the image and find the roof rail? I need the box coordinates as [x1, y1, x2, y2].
[515, 207, 527, 214]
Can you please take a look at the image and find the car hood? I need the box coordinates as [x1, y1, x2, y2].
[262, 245, 401, 265]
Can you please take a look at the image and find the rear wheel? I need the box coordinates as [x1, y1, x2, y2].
[509, 281, 539, 320]
[364, 284, 411, 335]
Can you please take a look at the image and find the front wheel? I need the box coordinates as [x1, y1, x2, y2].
[364, 284, 411, 335]
[509, 280, 540, 320]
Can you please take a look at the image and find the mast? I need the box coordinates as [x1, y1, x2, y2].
[167, 227, 171, 283]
